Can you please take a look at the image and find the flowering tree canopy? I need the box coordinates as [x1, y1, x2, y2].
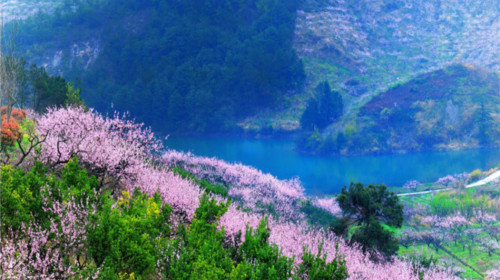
[0, 106, 456, 279]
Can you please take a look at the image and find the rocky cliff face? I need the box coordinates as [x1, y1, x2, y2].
[3, 1, 103, 77]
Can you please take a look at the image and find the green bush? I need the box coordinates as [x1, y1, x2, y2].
[0, 158, 99, 233]
[300, 200, 336, 227]
[88, 189, 171, 280]
[0, 164, 39, 232]
[295, 244, 348, 280]
[233, 219, 295, 279]
[161, 194, 233, 279]
[162, 195, 348, 279]
[1, 160, 348, 279]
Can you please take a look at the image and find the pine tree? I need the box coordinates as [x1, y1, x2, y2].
[333, 183, 403, 260]
[317, 81, 343, 128]
[300, 81, 343, 131]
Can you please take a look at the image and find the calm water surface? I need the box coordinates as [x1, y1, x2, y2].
[165, 136, 500, 194]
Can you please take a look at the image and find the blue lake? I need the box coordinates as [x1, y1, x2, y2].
[165, 136, 500, 194]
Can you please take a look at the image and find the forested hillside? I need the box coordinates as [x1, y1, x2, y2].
[10, 0, 500, 146]
[14, 0, 304, 132]
[295, 0, 500, 103]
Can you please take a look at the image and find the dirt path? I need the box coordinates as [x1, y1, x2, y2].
[466, 169, 500, 188]
[398, 188, 450, 197]
[398, 170, 500, 197]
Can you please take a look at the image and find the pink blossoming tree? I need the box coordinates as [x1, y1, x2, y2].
[21, 106, 454, 279]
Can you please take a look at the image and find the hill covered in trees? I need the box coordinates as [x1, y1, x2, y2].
[13, 0, 304, 133]
[8, 0, 500, 159]
[12, 0, 500, 143]
[302, 64, 500, 155]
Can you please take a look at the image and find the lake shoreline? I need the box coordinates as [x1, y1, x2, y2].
[164, 132, 500, 158]
[165, 135, 500, 195]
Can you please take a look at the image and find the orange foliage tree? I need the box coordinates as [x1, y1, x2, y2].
[1, 107, 26, 146]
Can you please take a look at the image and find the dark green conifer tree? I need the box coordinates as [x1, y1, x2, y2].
[301, 81, 343, 131]
[333, 182, 403, 261]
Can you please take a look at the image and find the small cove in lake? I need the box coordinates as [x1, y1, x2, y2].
[165, 135, 500, 194]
